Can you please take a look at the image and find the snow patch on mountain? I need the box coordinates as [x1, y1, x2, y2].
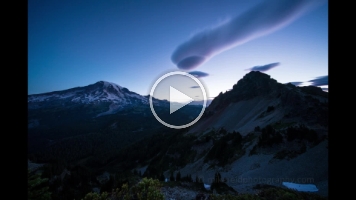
[282, 182, 318, 192]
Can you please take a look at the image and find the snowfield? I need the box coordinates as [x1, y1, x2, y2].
[282, 182, 318, 192]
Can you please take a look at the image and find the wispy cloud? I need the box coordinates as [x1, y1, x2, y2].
[309, 75, 328, 86]
[171, 0, 325, 70]
[321, 87, 328, 92]
[188, 71, 209, 78]
[246, 62, 280, 72]
[289, 81, 303, 86]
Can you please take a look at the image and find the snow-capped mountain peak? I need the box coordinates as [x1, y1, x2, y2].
[28, 81, 174, 117]
[28, 81, 142, 103]
[28, 81, 170, 116]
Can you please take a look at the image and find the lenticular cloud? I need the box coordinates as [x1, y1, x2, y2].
[171, 0, 326, 70]
[188, 71, 209, 78]
[289, 82, 303, 86]
[246, 62, 280, 72]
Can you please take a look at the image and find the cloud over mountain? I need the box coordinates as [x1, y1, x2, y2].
[246, 62, 280, 72]
[188, 71, 209, 78]
[171, 0, 325, 70]
[289, 82, 303, 86]
[309, 75, 328, 86]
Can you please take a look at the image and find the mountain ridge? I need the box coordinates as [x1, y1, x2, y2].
[189, 71, 328, 135]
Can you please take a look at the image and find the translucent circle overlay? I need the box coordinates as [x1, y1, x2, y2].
[149, 71, 207, 129]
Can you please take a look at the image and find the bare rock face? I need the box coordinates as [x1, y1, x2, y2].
[177, 71, 329, 196]
[190, 71, 328, 135]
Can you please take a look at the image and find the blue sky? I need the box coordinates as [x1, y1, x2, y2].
[28, 0, 328, 97]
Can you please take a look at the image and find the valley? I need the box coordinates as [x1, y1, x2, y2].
[28, 72, 328, 200]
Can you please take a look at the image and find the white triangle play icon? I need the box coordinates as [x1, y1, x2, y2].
[169, 86, 194, 114]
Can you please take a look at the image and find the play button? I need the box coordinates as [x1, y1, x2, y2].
[149, 71, 207, 129]
[169, 86, 194, 114]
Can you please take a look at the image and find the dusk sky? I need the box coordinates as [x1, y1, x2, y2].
[28, 0, 328, 98]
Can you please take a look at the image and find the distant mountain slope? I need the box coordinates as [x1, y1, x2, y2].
[189, 99, 213, 107]
[27, 81, 201, 155]
[189, 71, 328, 135]
[28, 81, 168, 117]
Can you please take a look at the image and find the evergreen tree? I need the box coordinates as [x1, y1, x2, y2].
[160, 173, 165, 182]
[84, 178, 164, 200]
[28, 170, 51, 200]
[170, 171, 175, 181]
[214, 172, 222, 184]
[254, 126, 261, 132]
[176, 171, 181, 182]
